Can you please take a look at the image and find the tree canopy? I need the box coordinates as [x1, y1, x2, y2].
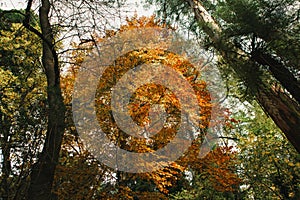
[145, 0, 300, 153]
[0, 0, 299, 199]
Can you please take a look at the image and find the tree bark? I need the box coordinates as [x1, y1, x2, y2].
[0, 114, 12, 200]
[251, 49, 300, 104]
[186, 0, 300, 153]
[256, 84, 300, 154]
[24, 0, 66, 199]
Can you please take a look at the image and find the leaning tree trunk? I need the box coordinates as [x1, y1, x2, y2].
[251, 49, 300, 104]
[256, 84, 300, 153]
[24, 0, 66, 199]
[186, 0, 300, 153]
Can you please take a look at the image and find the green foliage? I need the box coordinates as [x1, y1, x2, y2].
[229, 102, 300, 199]
[0, 9, 24, 30]
[0, 9, 39, 31]
[0, 19, 46, 199]
[215, 0, 300, 70]
[146, 0, 300, 96]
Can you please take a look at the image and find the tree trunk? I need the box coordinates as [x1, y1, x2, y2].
[256, 84, 300, 154]
[251, 49, 300, 104]
[25, 0, 66, 199]
[186, 0, 300, 153]
[0, 114, 12, 200]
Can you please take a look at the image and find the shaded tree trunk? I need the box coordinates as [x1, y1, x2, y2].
[186, 0, 300, 153]
[256, 85, 300, 155]
[23, 0, 66, 199]
[251, 49, 300, 104]
[0, 114, 12, 200]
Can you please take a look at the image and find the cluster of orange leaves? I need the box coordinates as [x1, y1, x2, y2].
[200, 146, 241, 192]
[57, 15, 241, 199]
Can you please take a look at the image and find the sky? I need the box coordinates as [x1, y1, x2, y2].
[0, 0, 25, 10]
[0, 0, 155, 17]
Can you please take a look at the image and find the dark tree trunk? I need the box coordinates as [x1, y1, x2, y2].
[256, 84, 300, 153]
[0, 114, 12, 200]
[251, 50, 300, 104]
[24, 0, 66, 199]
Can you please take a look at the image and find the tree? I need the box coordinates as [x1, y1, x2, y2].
[0, 10, 47, 199]
[60, 15, 241, 199]
[1, 0, 123, 199]
[20, 1, 66, 199]
[145, 0, 300, 153]
[61, 15, 210, 198]
[227, 102, 300, 199]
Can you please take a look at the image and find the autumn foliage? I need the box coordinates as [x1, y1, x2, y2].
[56, 15, 241, 199]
